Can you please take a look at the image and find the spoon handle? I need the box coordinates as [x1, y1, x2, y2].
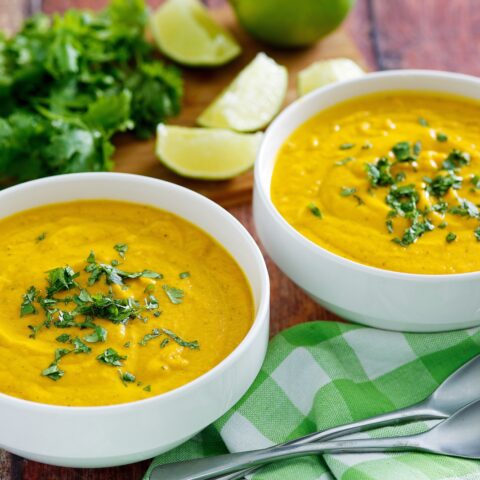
[150, 434, 424, 480]
[216, 402, 439, 480]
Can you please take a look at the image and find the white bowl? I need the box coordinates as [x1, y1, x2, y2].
[0, 173, 269, 467]
[254, 70, 480, 333]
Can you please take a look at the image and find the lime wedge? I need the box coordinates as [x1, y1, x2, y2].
[297, 58, 365, 96]
[197, 52, 288, 132]
[150, 0, 241, 67]
[156, 124, 263, 179]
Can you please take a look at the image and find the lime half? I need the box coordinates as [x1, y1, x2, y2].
[150, 0, 241, 67]
[197, 52, 288, 132]
[156, 124, 263, 179]
[297, 58, 364, 96]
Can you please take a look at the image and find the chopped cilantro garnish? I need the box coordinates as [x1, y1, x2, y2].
[163, 285, 184, 305]
[418, 117, 429, 126]
[144, 294, 159, 311]
[179, 272, 190, 279]
[340, 187, 356, 197]
[143, 385, 152, 392]
[97, 348, 126, 367]
[339, 143, 355, 150]
[392, 216, 434, 247]
[471, 175, 480, 189]
[475, 227, 480, 241]
[71, 337, 91, 354]
[362, 142, 373, 150]
[449, 199, 479, 218]
[162, 328, 199, 350]
[386, 184, 419, 217]
[438, 221, 447, 229]
[83, 324, 108, 343]
[442, 149, 471, 170]
[114, 243, 128, 259]
[42, 363, 64, 381]
[335, 157, 354, 166]
[46, 266, 79, 296]
[119, 371, 136, 385]
[36, 232, 47, 243]
[392, 142, 418, 163]
[21, 286, 37, 317]
[56, 333, 71, 343]
[424, 172, 462, 197]
[436, 132, 448, 142]
[160, 338, 170, 348]
[365, 157, 394, 187]
[139, 328, 161, 346]
[446, 232, 457, 243]
[308, 202, 322, 218]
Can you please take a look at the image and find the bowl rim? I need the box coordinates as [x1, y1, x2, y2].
[0, 172, 270, 412]
[255, 68, 480, 283]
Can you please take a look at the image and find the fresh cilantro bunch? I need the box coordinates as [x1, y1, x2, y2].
[0, 0, 183, 184]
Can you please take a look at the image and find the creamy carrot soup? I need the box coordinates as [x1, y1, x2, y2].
[0, 200, 253, 406]
[271, 92, 480, 274]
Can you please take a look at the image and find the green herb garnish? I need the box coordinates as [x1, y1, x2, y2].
[36, 232, 47, 243]
[449, 199, 479, 218]
[446, 232, 457, 243]
[339, 143, 355, 150]
[56, 333, 71, 343]
[162, 329, 199, 350]
[424, 172, 462, 197]
[442, 150, 471, 170]
[83, 324, 108, 343]
[114, 243, 128, 259]
[307, 202, 322, 218]
[71, 337, 91, 354]
[365, 157, 394, 187]
[335, 157, 354, 166]
[20, 286, 37, 317]
[418, 117, 429, 126]
[97, 348, 127, 367]
[436, 132, 448, 142]
[139, 328, 161, 346]
[392, 141, 418, 163]
[340, 187, 356, 197]
[46, 266, 79, 296]
[179, 272, 190, 279]
[119, 371, 136, 385]
[42, 363, 64, 381]
[163, 285, 184, 305]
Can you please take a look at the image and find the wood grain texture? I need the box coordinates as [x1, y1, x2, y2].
[2, 0, 480, 478]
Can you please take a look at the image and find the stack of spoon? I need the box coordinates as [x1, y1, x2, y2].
[150, 354, 480, 480]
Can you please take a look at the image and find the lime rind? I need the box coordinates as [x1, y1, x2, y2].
[297, 58, 365, 97]
[151, 0, 241, 67]
[197, 52, 288, 132]
[156, 124, 263, 180]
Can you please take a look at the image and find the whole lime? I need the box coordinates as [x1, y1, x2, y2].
[229, 0, 356, 47]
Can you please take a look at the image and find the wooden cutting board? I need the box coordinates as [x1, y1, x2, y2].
[114, 4, 366, 207]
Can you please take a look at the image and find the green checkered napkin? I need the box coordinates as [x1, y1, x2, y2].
[144, 321, 480, 480]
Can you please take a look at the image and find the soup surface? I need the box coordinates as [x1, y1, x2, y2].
[0, 200, 253, 406]
[271, 92, 480, 274]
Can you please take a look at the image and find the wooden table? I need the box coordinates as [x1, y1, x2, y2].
[1, 0, 480, 478]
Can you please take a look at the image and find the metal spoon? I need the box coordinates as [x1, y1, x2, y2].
[150, 398, 480, 480]
[150, 354, 480, 480]
[213, 352, 480, 480]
